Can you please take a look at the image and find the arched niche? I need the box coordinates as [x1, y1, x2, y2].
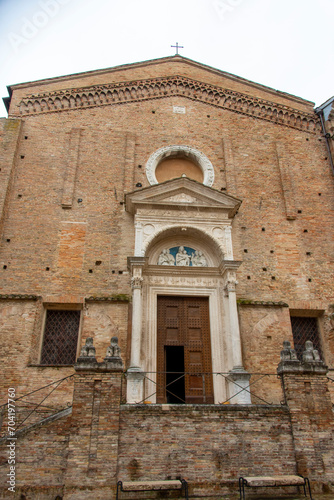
[145, 226, 223, 267]
[146, 145, 215, 187]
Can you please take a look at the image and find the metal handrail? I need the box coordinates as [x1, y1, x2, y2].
[0, 374, 75, 437]
[124, 371, 283, 406]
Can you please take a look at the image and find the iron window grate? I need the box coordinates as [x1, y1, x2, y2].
[291, 316, 322, 361]
[41, 310, 80, 365]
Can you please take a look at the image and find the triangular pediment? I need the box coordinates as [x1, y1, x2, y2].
[125, 177, 242, 218]
[9, 56, 317, 133]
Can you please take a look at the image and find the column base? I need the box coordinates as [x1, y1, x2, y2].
[227, 366, 251, 404]
[126, 367, 145, 403]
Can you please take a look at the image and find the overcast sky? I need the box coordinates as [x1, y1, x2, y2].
[0, 0, 333, 117]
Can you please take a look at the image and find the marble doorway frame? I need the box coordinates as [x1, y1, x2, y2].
[142, 278, 227, 404]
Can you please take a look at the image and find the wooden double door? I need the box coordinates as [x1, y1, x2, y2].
[157, 296, 213, 404]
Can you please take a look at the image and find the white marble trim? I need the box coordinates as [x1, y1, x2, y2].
[146, 145, 215, 187]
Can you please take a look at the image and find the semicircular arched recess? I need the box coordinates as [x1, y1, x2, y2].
[145, 226, 223, 267]
[146, 145, 215, 187]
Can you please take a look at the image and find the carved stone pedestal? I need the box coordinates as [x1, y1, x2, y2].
[227, 366, 251, 404]
[126, 366, 145, 404]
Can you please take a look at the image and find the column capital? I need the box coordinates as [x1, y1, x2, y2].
[220, 264, 241, 295]
[131, 276, 143, 290]
[219, 260, 242, 276]
[127, 256, 147, 272]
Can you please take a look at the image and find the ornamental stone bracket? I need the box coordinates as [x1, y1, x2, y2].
[220, 261, 242, 296]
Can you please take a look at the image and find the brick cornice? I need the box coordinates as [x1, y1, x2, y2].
[237, 299, 289, 307]
[0, 294, 40, 300]
[15, 75, 320, 133]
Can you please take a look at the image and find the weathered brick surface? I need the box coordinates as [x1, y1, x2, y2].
[0, 300, 128, 415]
[0, 56, 333, 498]
[0, 364, 333, 498]
[0, 413, 71, 499]
[0, 119, 22, 241]
[63, 370, 123, 500]
[118, 404, 296, 497]
[280, 370, 334, 484]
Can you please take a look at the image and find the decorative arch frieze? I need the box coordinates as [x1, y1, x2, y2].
[15, 75, 320, 133]
[143, 224, 225, 266]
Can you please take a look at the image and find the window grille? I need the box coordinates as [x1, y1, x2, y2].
[41, 310, 80, 365]
[290, 316, 322, 361]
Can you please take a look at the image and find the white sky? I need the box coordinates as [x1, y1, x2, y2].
[0, 0, 333, 118]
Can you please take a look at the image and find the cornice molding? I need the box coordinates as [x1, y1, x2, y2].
[0, 294, 40, 300]
[85, 295, 130, 302]
[15, 75, 320, 133]
[237, 299, 289, 307]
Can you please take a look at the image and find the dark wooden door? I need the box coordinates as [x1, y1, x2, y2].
[157, 296, 213, 404]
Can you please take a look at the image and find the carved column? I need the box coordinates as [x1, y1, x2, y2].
[126, 257, 146, 403]
[220, 262, 251, 404]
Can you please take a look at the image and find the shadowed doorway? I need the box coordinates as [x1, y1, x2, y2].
[165, 346, 185, 403]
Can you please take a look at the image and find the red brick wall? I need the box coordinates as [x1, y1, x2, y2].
[117, 404, 296, 497]
[281, 370, 334, 485]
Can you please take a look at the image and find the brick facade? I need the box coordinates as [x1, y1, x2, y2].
[0, 55, 333, 498]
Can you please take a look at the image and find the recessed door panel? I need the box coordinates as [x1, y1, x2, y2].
[157, 296, 213, 404]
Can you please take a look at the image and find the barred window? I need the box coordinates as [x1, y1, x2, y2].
[290, 316, 323, 361]
[40, 310, 81, 365]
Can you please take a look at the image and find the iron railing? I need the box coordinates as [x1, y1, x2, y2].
[122, 371, 285, 406]
[0, 374, 74, 439]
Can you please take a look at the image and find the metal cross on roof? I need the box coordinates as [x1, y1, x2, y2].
[171, 42, 184, 55]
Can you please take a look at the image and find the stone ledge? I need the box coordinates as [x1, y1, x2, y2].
[0, 294, 40, 300]
[85, 294, 130, 302]
[237, 299, 289, 307]
[75, 359, 124, 372]
[277, 360, 328, 375]
[120, 404, 289, 415]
